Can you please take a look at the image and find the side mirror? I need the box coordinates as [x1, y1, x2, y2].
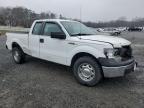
[51, 32, 66, 39]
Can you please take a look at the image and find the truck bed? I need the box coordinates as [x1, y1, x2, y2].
[6, 32, 29, 53]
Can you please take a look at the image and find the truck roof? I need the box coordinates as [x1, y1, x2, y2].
[35, 19, 76, 23]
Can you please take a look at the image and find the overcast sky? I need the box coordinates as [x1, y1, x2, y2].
[0, 0, 144, 22]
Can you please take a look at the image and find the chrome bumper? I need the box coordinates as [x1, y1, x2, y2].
[98, 57, 137, 78]
[102, 61, 136, 78]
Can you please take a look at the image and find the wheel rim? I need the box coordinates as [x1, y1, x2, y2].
[78, 63, 95, 82]
[13, 50, 20, 62]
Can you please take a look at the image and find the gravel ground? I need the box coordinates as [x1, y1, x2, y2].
[121, 31, 144, 45]
[0, 32, 144, 108]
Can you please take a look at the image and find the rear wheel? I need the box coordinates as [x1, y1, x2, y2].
[12, 47, 25, 64]
[73, 56, 102, 86]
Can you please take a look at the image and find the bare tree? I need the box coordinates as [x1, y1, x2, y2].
[0, 7, 144, 28]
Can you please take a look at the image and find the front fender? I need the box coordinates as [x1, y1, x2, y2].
[67, 45, 105, 66]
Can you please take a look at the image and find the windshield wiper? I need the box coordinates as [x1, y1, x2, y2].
[71, 33, 92, 36]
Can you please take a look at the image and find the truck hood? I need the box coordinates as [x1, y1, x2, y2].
[78, 35, 131, 47]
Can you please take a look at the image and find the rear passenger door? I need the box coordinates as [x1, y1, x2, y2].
[39, 22, 67, 65]
[29, 22, 43, 57]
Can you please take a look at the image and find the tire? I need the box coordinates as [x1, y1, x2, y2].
[12, 47, 25, 64]
[73, 56, 102, 86]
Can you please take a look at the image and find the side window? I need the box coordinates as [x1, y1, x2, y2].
[32, 22, 43, 35]
[43, 23, 63, 36]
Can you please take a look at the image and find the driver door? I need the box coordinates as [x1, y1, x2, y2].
[39, 22, 67, 65]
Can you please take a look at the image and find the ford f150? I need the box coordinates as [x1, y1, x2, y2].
[6, 19, 136, 86]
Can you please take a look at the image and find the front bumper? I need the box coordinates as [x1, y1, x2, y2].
[99, 57, 136, 78]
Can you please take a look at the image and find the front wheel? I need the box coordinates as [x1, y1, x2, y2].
[73, 56, 102, 86]
[12, 47, 25, 64]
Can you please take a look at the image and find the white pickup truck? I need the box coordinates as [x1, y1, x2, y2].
[6, 19, 136, 86]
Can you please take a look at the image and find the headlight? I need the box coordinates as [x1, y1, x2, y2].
[104, 48, 114, 58]
[104, 48, 120, 58]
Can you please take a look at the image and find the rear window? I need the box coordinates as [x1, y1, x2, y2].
[32, 22, 43, 35]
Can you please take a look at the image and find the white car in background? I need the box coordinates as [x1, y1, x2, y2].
[101, 28, 121, 36]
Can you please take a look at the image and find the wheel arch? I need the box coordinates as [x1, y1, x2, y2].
[70, 52, 104, 77]
[12, 42, 23, 51]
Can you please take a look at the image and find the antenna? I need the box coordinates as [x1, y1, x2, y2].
[80, 5, 82, 39]
[80, 5, 82, 22]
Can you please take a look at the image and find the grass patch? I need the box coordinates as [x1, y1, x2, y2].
[0, 30, 29, 36]
[0, 30, 7, 36]
[0, 26, 29, 36]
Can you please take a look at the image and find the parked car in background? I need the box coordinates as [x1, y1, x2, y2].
[100, 28, 121, 36]
[128, 27, 143, 32]
[90, 28, 110, 36]
[116, 27, 127, 32]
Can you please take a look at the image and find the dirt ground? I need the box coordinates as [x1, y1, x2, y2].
[0, 32, 144, 108]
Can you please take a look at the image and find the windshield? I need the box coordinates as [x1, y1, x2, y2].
[61, 21, 96, 36]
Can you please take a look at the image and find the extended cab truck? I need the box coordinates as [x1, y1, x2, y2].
[6, 19, 136, 86]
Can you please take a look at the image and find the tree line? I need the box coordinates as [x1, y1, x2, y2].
[84, 18, 144, 28]
[0, 7, 57, 28]
[0, 6, 144, 28]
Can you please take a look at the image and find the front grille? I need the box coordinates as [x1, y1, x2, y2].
[120, 45, 132, 58]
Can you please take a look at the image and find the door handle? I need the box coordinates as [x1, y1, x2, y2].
[40, 38, 44, 43]
[68, 42, 77, 45]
